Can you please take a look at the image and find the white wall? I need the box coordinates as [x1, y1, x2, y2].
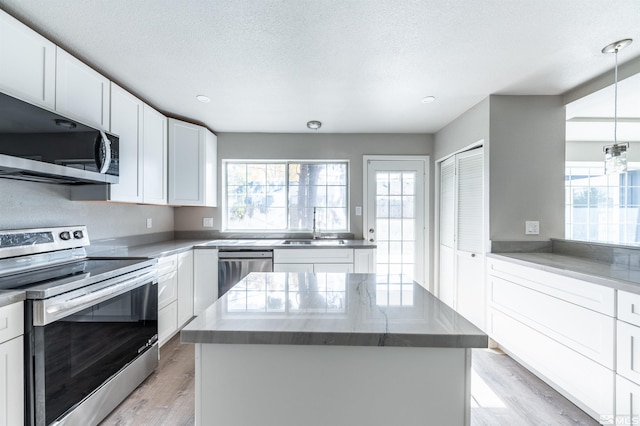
[0, 179, 174, 240]
[174, 132, 433, 239]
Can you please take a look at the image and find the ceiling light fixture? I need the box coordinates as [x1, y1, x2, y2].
[307, 120, 322, 130]
[196, 95, 211, 103]
[602, 38, 633, 174]
[421, 96, 436, 104]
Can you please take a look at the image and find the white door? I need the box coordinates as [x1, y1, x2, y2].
[438, 156, 456, 307]
[437, 147, 485, 328]
[454, 149, 485, 327]
[365, 157, 428, 286]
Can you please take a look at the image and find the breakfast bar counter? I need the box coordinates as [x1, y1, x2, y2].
[181, 272, 487, 426]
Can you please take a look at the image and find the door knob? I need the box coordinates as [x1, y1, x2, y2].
[369, 228, 374, 233]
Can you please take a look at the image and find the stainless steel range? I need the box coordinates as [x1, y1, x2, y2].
[0, 226, 158, 426]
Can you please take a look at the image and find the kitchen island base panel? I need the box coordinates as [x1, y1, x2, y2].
[195, 343, 471, 426]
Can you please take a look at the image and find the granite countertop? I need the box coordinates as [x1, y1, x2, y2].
[89, 239, 211, 258]
[90, 238, 375, 259]
[0, 290, 26, 308]
[195, 239, 376, 249]
[488, 252, 640, 294]
[181, 272, 488, 348]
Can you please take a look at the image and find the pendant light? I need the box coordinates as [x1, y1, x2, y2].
[602, 38, 632, 174]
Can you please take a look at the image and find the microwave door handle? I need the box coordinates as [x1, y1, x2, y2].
[97, 131, 112, 174]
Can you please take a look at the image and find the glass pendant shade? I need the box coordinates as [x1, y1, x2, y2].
[602, 38, 633, 175]
[605, 143, 628, 174]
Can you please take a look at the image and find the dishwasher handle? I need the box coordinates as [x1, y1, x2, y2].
[218, 251, 273, 259]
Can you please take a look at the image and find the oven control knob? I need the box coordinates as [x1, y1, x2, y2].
[73, 230, 84, 239]
[59, 231, 71, 241]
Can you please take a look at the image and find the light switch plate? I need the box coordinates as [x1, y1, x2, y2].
[203, 217, 214, 228]
[355, 206, 362, 216]
[525, 220, 539, 235]
[146, 218, 153, 229]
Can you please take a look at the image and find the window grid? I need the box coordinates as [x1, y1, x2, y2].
[565, 162, 640, 244]
[224, 160, 348, 232]
[375, 171, 416, 279]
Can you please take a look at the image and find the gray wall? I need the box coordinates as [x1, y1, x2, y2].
[0, 179, 174, 240]
[489, 95, 566, 241]
[174, 132, 433, 239]
[434, 95, 566, 244]
[433, 98, 490, 162]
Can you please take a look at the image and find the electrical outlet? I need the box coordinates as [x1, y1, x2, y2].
[355, 206, 362, 216]
[203, 217, 214, 228]
[525, 220, 539, 235]
[146, 218, 153, 229]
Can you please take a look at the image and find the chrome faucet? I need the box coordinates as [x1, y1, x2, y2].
[312, 207, 320, 239]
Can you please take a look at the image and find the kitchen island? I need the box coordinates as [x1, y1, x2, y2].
[181, 272, 487, 426]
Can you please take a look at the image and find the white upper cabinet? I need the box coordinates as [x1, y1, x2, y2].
[55, 47, 110, 130]
[142, 104, 168, 204]
[0, 10, 56, 109]
[168, 118, 217, 206]
[109, 83, 143, 202]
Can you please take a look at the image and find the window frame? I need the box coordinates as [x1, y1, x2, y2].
[221, 159, 350, 233]
[565, 161, 640, 245]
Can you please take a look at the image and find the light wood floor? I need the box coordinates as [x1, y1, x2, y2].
[101, 337, 598, 426]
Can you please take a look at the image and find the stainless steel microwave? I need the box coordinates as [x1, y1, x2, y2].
[0, 91, 119, 184]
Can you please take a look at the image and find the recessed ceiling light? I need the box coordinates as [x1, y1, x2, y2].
[307, 120, 322, 130]
[196, 95, 211, 103]
[421, 96, 436, 104]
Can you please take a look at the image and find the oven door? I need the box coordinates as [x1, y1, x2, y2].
[25, 270, 158, 426]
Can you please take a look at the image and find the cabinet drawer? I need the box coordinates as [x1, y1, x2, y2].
[157, 254, 178, 276]
[619, 291, 640, 327]
[0, 335, 24, 426]
[616, 374, 640, 425]
[488, 308, 614, 419]
[0, 302, 23, 344]
[489, 275, 614, 368]
[273, 263, 314, 273]
[617, 321, 640, 385]
[274, 249, 354, 264]
[487, 258, 615, 316]
[158, 302, 178, 347]
[158, 272, 178, 309]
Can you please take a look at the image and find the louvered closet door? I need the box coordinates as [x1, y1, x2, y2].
[438, 156, 456, 307]
[455, 148, 485, 329]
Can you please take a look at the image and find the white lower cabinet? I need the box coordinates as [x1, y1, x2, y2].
[157, 250, 195, 347]
[273, 248, 375, 273]
[177, 250, 194, 327]
[617, 290, 640, 423]
[158, 302, 178, 347]
[616, 375, 640, 425]
[354, 248, 376, 273]
[274, 263, 314, 273]
[157, 255, 178, 347]
[194, 249, 218, 314]
[486, 257, 616, 420]
[0, 302, 24, 426]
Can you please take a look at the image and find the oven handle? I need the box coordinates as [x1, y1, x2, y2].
[34, 269, 157, 326]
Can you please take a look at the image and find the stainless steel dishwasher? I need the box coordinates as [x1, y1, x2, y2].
[218, 250, 273, 297]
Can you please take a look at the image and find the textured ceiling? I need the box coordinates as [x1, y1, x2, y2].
[1, 0, 640, 134]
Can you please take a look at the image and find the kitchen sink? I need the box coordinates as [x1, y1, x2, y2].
[282, 239, 346, 245]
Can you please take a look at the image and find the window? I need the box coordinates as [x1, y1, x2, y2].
[224, 160, 348, 232]
[565, 162, 640, 244]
